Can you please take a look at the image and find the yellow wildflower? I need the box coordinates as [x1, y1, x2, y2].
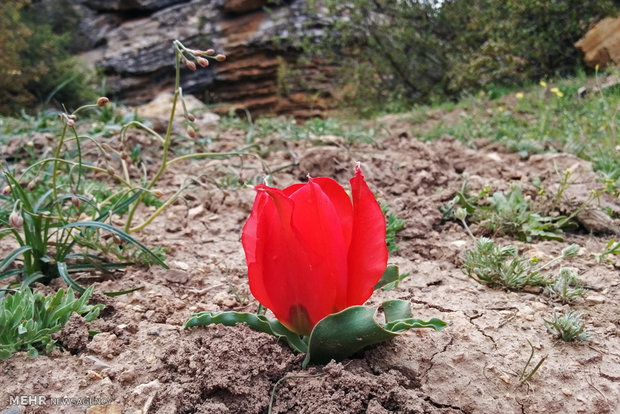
[516, 92, 524, 99]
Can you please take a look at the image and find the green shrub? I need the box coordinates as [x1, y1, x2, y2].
[443, 0, 618, 94]
[0, 0, 95, 114]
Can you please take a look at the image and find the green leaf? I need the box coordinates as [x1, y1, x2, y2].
[0, 245, 33, 272]
[302, 300, 446, 368]
[57, 262, 85, 293]
[184, 311, 308, 353]
[373, 265, 400, 290]
[61, 221, 168, 268]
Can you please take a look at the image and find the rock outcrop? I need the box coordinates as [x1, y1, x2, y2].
[74, 0, 333, 117]
[575, 17, 620, 68]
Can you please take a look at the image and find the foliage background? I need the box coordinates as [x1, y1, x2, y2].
[301, 0, 618, 114]
[0, 0, 95, 114]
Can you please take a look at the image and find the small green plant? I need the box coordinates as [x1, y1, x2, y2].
[0, 285, 103, 360]
[519, 339, 547, 384]
[545, 268, 585, 304]
[594, 238, 620, 263]
[544, 311, 590, 342]
[458, 209, 580, 290]
[381, 202, 405, 252]
[0, 40, 237, 292]
[461, 237, 548, 289]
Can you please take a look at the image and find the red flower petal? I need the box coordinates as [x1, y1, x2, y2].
[346, 166, 388, 306]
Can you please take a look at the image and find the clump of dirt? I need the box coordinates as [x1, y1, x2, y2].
[0, 113, 618, 414]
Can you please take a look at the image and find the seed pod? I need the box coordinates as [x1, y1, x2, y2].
[118, 143, 124, 152]
[72, 194, 80, 208]
[9, 212, 23, 228]
[205, 48, 215, 56]
[187, 127, 197, 138]
[67, 119, 75, 127]
[27, 180, 37, 191]
[112, 234, 123, 245]
[197, 57, 209, 68]
[107, 167, 116, 176]
[2, 185, 11, 196]
[152, 189, 164, 198]
[97, 96, 110, 107]
[187, 113, 196, 122]
[215, 54, 226, 62]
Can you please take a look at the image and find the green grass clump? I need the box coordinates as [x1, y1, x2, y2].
[544, 311, 590, 342]
[0, 285, 103, 360]
[462, 237, 548, 289]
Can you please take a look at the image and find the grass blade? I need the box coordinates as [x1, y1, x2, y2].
[61, 221, 168, 268]
[0, 246, 33, 272]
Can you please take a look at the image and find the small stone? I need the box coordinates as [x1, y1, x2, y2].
[585, 295, 606, 305]
[561, 388, 573, 396]
[531, 302, 548, 311]
[86, 370, 103, 380]
[119, 369, 136, 384]
[172, 260, 190, 270]
[165, 269, 189, 284]
[451, 352, 466, 363]
[499, 373, 512, 384]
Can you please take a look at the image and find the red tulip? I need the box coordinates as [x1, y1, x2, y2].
[242, 165, 388, 336]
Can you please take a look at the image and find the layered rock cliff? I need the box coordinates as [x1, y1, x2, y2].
[75, 0, 334, 117]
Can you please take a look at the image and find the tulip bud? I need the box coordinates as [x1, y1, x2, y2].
[72, 194, 80, 208]
[118, 143, 124, 152]
[152, 189, 164, 198]
[27, 180, 37, 191]
[185, 60, 197, 71]
[113, 235, 123, 245]
[67, 118, 75, 127]
[9, 211, 23, 228]
[2, 185, 11, 196]
[97, 97, 109, 107]
[68, 114, 77, 121]
[205, 49, 215, 56]
[187, 127, 197, 138]
[187, 113, 195, 122]
[197, 57, 209, 67]
[107, 167, 116, 176]
[215, 54, 226, 62]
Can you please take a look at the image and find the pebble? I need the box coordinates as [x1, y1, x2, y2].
[451, 352, 466, 363]
[164, 269, 189, 284]
[119, 369, 136, 384]
[561, 388, 572, 396]
[499, 373, 511, 384]
[86, 370, 103, 381]
[585, 295, 606, 305]
[86, 403, 122, 414]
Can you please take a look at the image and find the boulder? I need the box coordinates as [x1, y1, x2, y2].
[575, 17, 620, 68]
[76, 0, 334, 117]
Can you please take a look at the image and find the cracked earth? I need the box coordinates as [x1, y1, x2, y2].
[1, 113, 619, 413]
